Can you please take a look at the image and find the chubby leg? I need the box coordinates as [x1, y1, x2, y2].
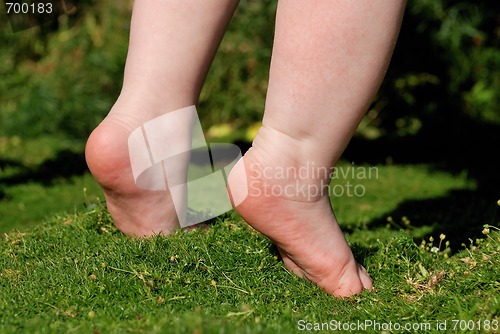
[85, 0, 238, 236]
[229, 0, 406, 296]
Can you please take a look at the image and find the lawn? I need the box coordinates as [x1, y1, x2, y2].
[1, 135, 499, 333]
[0, 206, 499, 333]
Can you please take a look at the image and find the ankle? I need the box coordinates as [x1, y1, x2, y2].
[107, 89, 199, 130]
[253, 124, 336, 167]
[245, 125, 335, 202]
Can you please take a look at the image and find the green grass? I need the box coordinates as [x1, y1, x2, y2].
[0, 134, 478, 238]
[1, 136, 499, 333]
[1, 209, 499, 333]
[0, 136, 102, 233]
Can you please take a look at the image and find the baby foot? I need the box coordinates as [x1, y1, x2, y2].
[228, 126, 373, 297]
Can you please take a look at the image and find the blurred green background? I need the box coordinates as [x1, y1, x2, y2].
[1, 0, 499, 139]
[1, 0, 499, 236]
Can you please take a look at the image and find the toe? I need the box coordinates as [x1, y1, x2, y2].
[357, 263, 373, 291]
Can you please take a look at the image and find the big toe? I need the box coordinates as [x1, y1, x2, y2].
[327, 262, 369, 298]
[358, 264, 373, 291]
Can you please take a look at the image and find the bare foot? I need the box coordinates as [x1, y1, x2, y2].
[85, 97, 180, 237]
[228, 126, 373, 297]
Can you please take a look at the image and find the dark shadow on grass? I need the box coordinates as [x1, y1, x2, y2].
[342, 114, 500, 251]
[0, 149, 88, 186]
[351, 189, 499, 251]
[350, 243, 379, 266]
[0, 157, 25, 170]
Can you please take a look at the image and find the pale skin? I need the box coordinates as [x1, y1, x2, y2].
[86, 0, 406, 297]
